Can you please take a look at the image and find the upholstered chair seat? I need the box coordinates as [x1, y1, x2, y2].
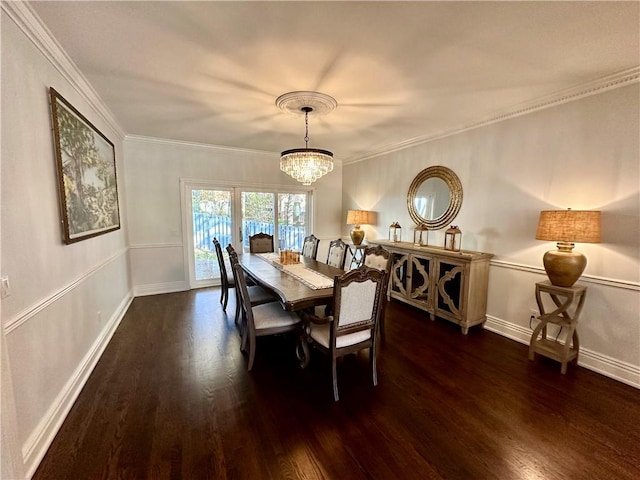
[309, 323, 371, 349]
[252, 302, 300, 330]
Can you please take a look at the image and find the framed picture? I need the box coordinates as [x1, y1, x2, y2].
[50, 87, 120, 244]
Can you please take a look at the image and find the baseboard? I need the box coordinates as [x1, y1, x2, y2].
[22, 293, 133, 479]
[485, 315, 640, 389]
[133, 281, 188, 297]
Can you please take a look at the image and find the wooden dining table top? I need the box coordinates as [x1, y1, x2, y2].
[239, 254, 345, 312]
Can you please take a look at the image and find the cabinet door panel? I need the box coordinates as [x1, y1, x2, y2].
[409, 255, 431, 304]
[390, 253, 409, 296]
[437, 262, 463, 316]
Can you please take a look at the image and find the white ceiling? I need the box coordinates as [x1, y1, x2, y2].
[30, 1, 639, 162]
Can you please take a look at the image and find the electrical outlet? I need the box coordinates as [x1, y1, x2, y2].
[530, 308, 539, 320]
[0, 276, 10, 299]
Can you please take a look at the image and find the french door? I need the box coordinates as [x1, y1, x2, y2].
[182, 180, 311, 289]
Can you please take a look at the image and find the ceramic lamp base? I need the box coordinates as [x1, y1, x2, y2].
[350, 227, 365, 246]
[543, 249, 587, 287]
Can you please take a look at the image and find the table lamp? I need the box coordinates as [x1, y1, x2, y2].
[535, 209, 601, 287]
[346, 210, 372, 245]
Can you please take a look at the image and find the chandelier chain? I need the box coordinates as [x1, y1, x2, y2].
[304, 110, 309, 147]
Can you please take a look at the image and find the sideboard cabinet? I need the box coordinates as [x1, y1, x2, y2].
[369, 240, 493, 334]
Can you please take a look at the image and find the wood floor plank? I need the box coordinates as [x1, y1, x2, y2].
[32, 288, 640, 479]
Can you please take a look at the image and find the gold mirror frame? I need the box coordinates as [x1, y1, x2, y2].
[407, 166, 463, 230]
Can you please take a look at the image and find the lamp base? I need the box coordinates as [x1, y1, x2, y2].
[350, 227, 365, 246]
[543, 248, 587, 287]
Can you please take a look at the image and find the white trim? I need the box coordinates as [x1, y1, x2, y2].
[133, 281, 189, 297]
[3, 248, 128, 334]
[490, 259, 640, 291]
[22, 293, 133, 478]
[179, 177, 316, 194]
[2, 1, 125, 140]
[128, 242, 183, 250]
[125, 135, 345, 167]
[126, 134, 276, 157]
[484, 315, 640, 389]
[343, 66, 640, 165]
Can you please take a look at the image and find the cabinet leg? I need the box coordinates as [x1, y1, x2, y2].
[461, 326, 469, 335]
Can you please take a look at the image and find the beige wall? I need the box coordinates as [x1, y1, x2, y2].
[342, 84, 640, 385]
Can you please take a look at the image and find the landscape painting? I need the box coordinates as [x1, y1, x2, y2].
[50, 87, 120, 244]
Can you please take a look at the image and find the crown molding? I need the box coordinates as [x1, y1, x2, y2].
[124, 134, 277, 157]
[343, 66, 640, 165]
[2, 1, 125, 139]
[125, 135, 344, 166]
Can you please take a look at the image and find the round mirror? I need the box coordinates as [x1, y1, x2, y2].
[407, 166, 463, 230]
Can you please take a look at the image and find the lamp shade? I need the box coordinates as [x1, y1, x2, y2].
[346, 210, 372, 226]
[535, 209, 601, 287]
[535, 210, 601, 243]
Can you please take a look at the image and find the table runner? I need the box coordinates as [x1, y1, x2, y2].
[256, 253, 335, 290]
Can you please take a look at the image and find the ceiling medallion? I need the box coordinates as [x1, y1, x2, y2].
[277, 91, 337, 186]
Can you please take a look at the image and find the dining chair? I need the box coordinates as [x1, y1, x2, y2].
[232, 261, 301, 371]
[302, 234, 320, 260]
[249, 232, 275, 253]
[226, 245, 278, 330]
[363, 245, 393, 341]
[301, 265, 386, 401]
[213, 238, 234, 311]
[326, 238, 348, 269]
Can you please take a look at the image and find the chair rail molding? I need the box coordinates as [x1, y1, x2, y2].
[490, 259, 640, 291]
[3, 248, 129, 334]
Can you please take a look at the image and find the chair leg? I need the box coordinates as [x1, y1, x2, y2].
[234, 289, 241, 326]
[222, 284, 229, 311]
[378, 301, 387, 342]
[371, 346, 378, 387]
[240, 313, 248, 353]
[332, 357, 339, 401]
[247, 334, 256, 371]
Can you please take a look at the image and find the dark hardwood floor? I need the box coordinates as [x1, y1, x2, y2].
[33, 288, 639, 479]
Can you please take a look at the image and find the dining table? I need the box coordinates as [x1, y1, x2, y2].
[238, 252, 345, 312]
[239, 252, 347, 368]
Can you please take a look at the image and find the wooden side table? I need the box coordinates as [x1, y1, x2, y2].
[528, 281, 587, 374]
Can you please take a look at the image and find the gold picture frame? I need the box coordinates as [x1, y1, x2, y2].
[50, 87, 120, 244]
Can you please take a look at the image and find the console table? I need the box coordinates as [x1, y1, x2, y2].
[529, 281, 587, 374]
[368, 240, 493, 334]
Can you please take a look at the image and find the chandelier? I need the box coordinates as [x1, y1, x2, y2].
[277, 91, 337, 186]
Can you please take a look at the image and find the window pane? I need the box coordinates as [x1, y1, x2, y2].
[192, 189, 231, 281]
[241, 192, 275, 252]
[278, 192, 307, 251]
